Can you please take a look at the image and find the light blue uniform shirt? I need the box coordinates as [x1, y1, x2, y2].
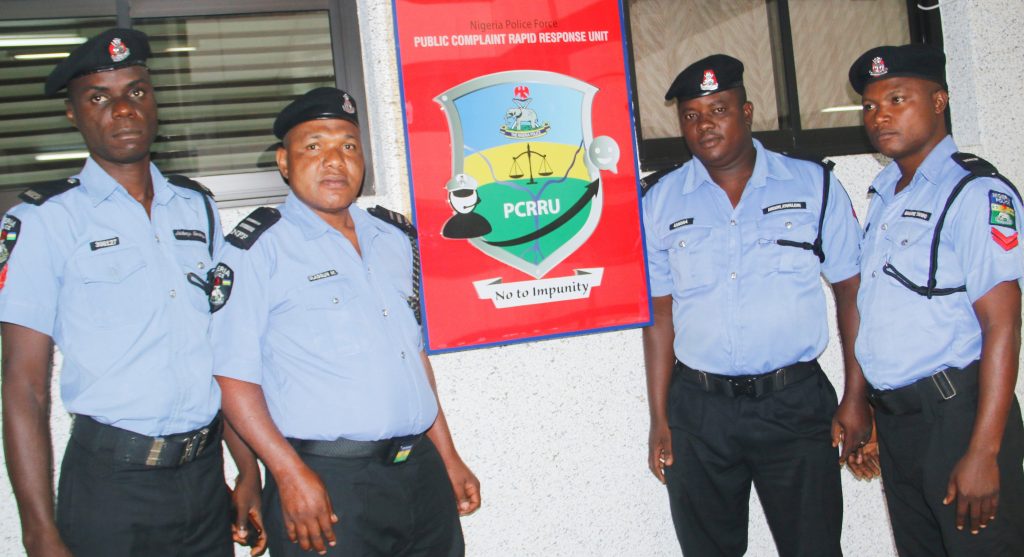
[856, 136, 1024, 389]
[210, 194, 438, 441]
[0, 158, 222, 436]
[643, 140, 861, 375]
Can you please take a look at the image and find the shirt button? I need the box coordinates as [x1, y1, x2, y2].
[154, 235, 160, 243]
[872, 271, 877, 278]
[382, 309, 389, 317]
[196, 261, 205, 270]
[730, 272, 737, 280]
[785, 221, 793, 229]
[331, 297, 339, 304]
[880, 223, 888, 231]
[169, 289, 176, 298]
[678, 240, 687, 248]
[401, 351, 407, 360]
[729, 219, 737, 226]
[900, 239, 908, 246]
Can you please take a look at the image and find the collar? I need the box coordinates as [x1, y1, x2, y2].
[871, 135, 958, 203]
[77, 158, 176, 207]
[280, 192, 384, 243]
[680, 139, 791, 194]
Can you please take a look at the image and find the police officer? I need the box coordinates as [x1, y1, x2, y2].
[642, 54, 870, 556]
[0, 28, 263, 556]
[850, 44, 1024, 555]
[210, 87, 481, 556]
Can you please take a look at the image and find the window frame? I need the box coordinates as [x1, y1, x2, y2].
[624, 0, 944, 171]
[0, 0, 371, 209]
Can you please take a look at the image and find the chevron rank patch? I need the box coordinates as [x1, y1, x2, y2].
[992, 227, 1019, 251]
[990, 190, 1016, 229]
[208, 263, 234, 313]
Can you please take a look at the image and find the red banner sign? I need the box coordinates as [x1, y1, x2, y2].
[393, 0, 650, 352]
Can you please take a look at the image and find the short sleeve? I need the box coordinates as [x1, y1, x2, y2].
[209, 241, 271, 384]
[642, 195, 673, 297]
[950, 179, 1024, 302]
[0, 206, 61, 335]
[820, 172, 862, 284]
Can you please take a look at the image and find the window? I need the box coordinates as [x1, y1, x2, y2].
[0, 0, 368, 212]
[626, 0, 943, 170]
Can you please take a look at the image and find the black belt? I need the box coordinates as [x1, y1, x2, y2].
[675, 359, 821, 398]
[868, 361, 979, 415]
[71, 414, 221, 468]
[289, 434, 423, 465]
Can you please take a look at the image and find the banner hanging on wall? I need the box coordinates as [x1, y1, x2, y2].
[392, 0, 650, 352]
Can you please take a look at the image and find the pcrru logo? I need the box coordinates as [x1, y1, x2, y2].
[435, 70, 616, 279]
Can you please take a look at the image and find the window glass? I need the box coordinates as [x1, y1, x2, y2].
[629, 0, 779, 139]
[132, 11, 336, 178]
[0, 17, 117, 207]
[790, 0, 909, 129]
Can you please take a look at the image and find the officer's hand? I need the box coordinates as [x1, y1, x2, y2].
[648, 421, 674, 484]
[277, 463, 338, 555]
[831, 394, 873, 464]
[231, 473, 268, 555]
[844, 427, 881, 480]
[445, 458, 481, 515]
[944, 449, 1000, 534]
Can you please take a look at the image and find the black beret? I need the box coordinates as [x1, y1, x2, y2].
[274, 87, 360, 139]
[848, 44, 946, 95]
[45, 28, 151, 97]
[665, 54, 744, 101]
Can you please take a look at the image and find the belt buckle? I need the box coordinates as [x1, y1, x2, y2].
[931, 370, 958, 401]
[730, 377, 756, 397]
[146, 438, 166, 467]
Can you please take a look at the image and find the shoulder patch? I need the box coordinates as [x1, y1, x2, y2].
[19, 177, 80, 205]
[989, 189, 1016, 229]
[226, 207, 281, 249]
[368, 205, 416, 238]
[166, 174, 214, 197]
[641, 163, 683, 197]
[0, 215, 21, 273]
[209, 263, 234, 313]
[951, 152, 998, 177]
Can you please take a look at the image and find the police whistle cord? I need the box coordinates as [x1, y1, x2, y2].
[483, 178, 599, 247]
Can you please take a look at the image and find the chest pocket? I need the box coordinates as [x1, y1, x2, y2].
[297, 277, 362, 357]
[666, 225, 715, 291]
[759, 209, 819, 273]
[881, 219, 934, 284]
[76, 245, 151, 328]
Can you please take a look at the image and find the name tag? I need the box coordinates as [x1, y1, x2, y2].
[308, 269, 338, 282]
[902, 209, 932, 221]
[90, 237, 119, 250]
[669, 218, 693, 230]
[763, 201, 806, 214]
[173, 229, 207, 242]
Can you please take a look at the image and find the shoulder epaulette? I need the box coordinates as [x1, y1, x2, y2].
[368, 205, 416, 238]
[640, 163, 682, 197]
[167, 174, 214, 197]
[19, 177, 80, 205]
[226, 206, 281, 249]
[951, 152, 998, 177]
[781, 151, 836, 172]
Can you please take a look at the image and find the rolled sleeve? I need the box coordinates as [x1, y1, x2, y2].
[820, 172, 862, 284]
[952, 179, 1024, 303]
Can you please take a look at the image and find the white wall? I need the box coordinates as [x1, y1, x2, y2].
[1, 1, 1023, 556]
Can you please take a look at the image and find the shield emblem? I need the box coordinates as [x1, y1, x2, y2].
[436, 70, 602, 279]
